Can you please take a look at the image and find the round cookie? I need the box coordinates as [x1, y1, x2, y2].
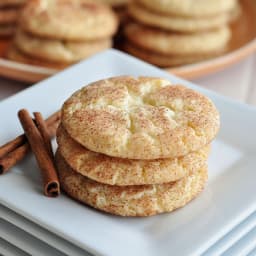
[124, 42, 223, 67]
[7, 46, 68, 69]
[56, 150, 208, 216]
[137, 0, 237, 17]
[20, 0, 118, 40]
[125, 23, 231, 56]
[15, 30, 112, 63]
[0, 0, 25, 7]
[128, 3, 231, 32]
[0, 8, 19, 24]
[61, 76, 220, 159]
[57, 125, 209, 186]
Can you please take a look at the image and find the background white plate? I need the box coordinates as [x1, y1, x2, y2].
[0, 50, 255, 256]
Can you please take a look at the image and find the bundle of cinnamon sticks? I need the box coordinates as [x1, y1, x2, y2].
[0, 109, 61, 197]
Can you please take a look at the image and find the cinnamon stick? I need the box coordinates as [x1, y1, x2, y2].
[34, 112, 54, 160]
[0, 135, 26, 159]
[0, 144, 30, 175]
[18, 109, 60, 197]
[0, 111, 60, 174]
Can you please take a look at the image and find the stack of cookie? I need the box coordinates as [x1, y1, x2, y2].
[7, 0, 118, 69]
[124, 0, 239, 67]
[55, 76, 220, 217]
[0, 0, 26, 37]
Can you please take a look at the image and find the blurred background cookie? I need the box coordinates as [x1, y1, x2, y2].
[0, 8, 19, 24]
[0, 25, 16, 37]
[0, 0, 26, 7]
[125, 23, 231, 56]
[124, 0, 239, 67]
[137, 0, 237, 17]
[7, 0, 118, 68]
[0, 0, 247, 73]
[124, 42, 224, 67]
[20, 0, 118, 40]
[7, 45, 69, 69]
[14, 30, 112, 63]
[128, 2, 234, 33]
[0, 0, 26, 38]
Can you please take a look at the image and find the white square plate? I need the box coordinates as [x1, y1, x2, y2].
[0, 237, 28, 256]
[0, 50, 256, 256]
[0, 204, 91, 256]
[0, 218, 64, 256]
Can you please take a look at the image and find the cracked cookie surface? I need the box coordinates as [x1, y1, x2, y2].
[57, 125, 209, 185]
[56, 150, 208, 216]
[61, 76, 220, 159]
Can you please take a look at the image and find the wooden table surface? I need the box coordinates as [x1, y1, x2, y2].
[0, 53, 255, 105]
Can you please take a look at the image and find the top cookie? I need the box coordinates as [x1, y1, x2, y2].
[62, 76, 220, 159]
[138, 0, 237, 17]
[20, 0, 118, 40]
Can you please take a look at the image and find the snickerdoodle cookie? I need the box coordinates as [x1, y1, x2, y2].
[124, 42, 223, 67]
[125, 23, 231, 56]
[137, 0, 237, 17]
[56, 150, 208, 216]
[15, 30, 112, 63]
[0, 8, 19, 24]
[61, 76, 220, 159]
[0, 24, 15, 36]
[0, 0, 25, 7]
[97, 0, 130, 7]
[20, 0, 118, 40]
[128, 3, 232, 32]
[57, 125, 209, 185]
[7, 46, 68, 69]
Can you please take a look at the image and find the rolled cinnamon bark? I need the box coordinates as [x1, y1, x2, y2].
[34, 112, 54, 160]
[0, 135, 26, 159]
[18, 109, 60, 197]
[0, 144, 30, 175]
[0, 111, 60, 174]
